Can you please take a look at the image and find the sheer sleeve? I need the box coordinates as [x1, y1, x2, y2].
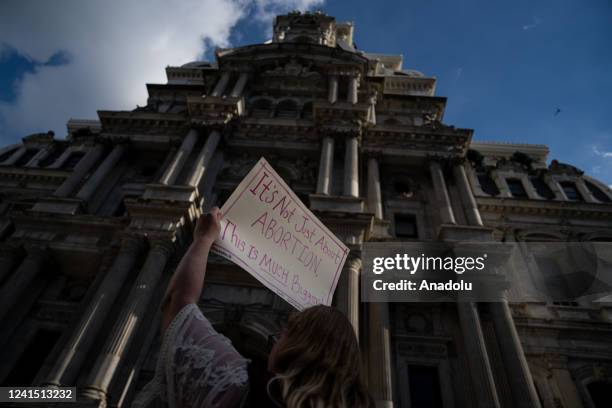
[132, 303, 250, 408]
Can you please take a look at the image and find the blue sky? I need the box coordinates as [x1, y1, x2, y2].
[1, 0, 611, 185]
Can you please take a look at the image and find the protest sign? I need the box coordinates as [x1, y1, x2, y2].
[211, 157, 349, 310]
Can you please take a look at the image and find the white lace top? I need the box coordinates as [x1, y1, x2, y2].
[132, 303, 250, 408]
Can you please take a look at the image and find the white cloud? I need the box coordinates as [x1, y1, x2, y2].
[522, 16, 541, 31]
[593, 146, 612, 159]
[0, 0, 322, 142]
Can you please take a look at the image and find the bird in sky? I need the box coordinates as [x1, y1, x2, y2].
[554, 108, 561, 116]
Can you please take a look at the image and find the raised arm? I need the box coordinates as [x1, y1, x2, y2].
[160, 207, 222, 334]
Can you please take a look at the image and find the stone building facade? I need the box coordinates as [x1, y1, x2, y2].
[0, 11, 611, 408]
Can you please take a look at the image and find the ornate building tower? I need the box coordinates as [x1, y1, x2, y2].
[0, 11, 611, 408]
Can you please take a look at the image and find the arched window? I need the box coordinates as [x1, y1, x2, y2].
[275, 99, 298, 119]
[250, 98, 273, 119]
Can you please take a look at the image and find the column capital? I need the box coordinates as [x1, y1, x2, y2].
[344, 252, 362, 271]
[120, 232, 146, 253]
[147, 236, 175, 257]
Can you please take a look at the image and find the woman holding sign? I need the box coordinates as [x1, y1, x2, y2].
[133, 207, 373, 408]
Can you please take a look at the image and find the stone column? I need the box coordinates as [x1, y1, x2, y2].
[368, 302, 394, 408]
[54, 145, 106, 197]
[81, 239, 173, 401]
[43, 235, 144, 387]
[0, 243, 23, 286]
[348, 75, 359, 104]
[367, 157, 383, 219]
[159, 129, 198, 185]
[2, 146, 27, 165]
[328, 75, 338, 104]
[76, 144, 127, 202]
[229, 72, 248, 97]
[0, 246, 48, 324]
[186, 130, 221, 187]
[429, 159, 456, 224]
[453, 161, 483, 226]
[335, 256, 360, 339]
[211, 72, 230, 97]
[344, 136, 359, 197]
[457, 302, 501, 408]
[489, 302, 541, 408]
[316, 137, 334, 195]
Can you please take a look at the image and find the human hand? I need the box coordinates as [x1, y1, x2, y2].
[193, 207, 222, 246]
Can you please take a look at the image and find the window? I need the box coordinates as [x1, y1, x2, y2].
[395, 214, 418, 238]
[14, 148, 39, 166]
[530, 177, 555, 199]
[275, 99, 298, 119]
[394, 181, 413, 198]
[39, 145, 67, 167]
[478, 174, 500, 196]
[408, 365, 443, 408]
[302, 101, 313, 120]
[0, 148, 17, 163]
[250, 99, 272, 118]
[587, 381, 608, 408]
[61, 151, 86, 170]
[585, 180, 611, 203]
[507, 178, 528, 198]
[2, 329, 61, 386]
[560, 181, 583, 201]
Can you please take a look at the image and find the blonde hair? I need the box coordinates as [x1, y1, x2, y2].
[270, 305, 372, 407]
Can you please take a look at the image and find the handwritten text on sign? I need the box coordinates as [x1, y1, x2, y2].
[212, 158, 348, 310]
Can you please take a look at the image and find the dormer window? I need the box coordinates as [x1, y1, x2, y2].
[507, 178, 528, 198]
[560, 181, 583, 201]
[585, 180, 611, 203]
[14, 148, 39, 166]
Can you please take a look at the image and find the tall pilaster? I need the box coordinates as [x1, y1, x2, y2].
[328, 75, 338, 104]
[343, 136, 359, 197]
[429, 159, 456, 224]
[368, 302, 394, 408]
[453, 161, 483, 226]
[54, 145, 106, 198]
[489, 302, 542, 408]
[348, 75, 359, 104]
[335, 255, 360, 339]
[159, 129, 198, 185]
[81, 239, 173, 402]
[457, 302, 501, 408]
[44, 234, 144, 387]
[316, 137, 334, 195]
[76, 144, 127, 202]
[229, 72, 248, 97]
[211, 72, 231, 97]
[367, 156, 383, 219]
[186, 130, 221, 187]
[0, 246, 48, 324]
